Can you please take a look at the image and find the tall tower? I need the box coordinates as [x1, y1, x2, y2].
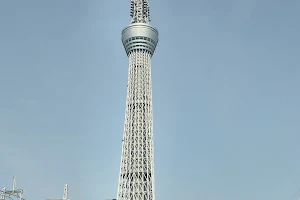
[117, 0, 158, 200]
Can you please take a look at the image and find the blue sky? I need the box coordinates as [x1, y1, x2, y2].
[0, 0, 300, 200]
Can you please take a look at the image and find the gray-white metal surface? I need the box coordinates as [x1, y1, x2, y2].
[122, 23, 158, 56]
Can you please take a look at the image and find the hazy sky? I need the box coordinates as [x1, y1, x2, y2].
[1, 0, 300, 200]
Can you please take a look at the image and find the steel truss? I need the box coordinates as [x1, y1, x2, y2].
[1, 177, 24, 200]
[117, 49, 155, 200]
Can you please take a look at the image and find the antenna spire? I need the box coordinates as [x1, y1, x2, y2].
[12, 177, 16, 191]
[130, 0, 150, 23]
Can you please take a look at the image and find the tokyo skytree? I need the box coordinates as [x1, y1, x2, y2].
[116, 0, 158, 200]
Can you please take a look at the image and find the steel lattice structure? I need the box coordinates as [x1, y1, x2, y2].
[1, 177, 24, 200]
[117, 1, 158, 200]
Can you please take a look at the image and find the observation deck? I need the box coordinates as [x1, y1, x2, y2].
[121, 23, 158, 56]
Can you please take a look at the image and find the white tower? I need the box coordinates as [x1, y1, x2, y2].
[117, 1, 158, 200]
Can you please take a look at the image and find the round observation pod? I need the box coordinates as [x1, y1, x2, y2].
[121, 23, 159, 57]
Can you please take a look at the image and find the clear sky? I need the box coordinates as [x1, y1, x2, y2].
[0, 0, 300, 200]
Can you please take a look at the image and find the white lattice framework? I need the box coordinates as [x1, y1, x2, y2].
[117, 0, 158, 199]
[130, 0, 151, 24]
[1, 177, 24, 200]
[117, 49, 155, 200]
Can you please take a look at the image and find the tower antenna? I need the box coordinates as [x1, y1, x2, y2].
[130, 0, 151, 23]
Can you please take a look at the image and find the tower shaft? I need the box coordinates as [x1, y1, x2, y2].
[117, 50, 155, 200]
[118, 1, 158, 200]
